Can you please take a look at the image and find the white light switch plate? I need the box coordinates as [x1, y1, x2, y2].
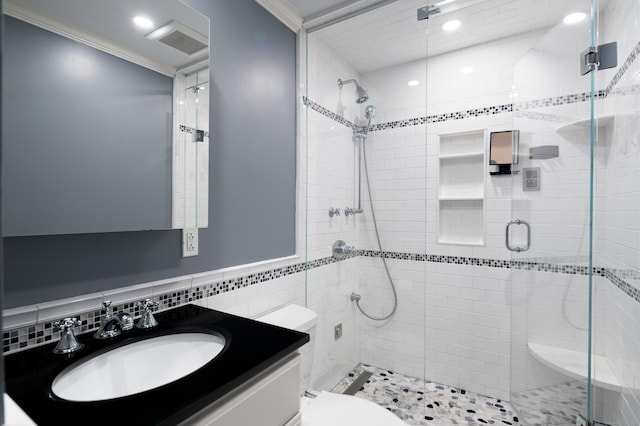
[182, 228, 199, 257]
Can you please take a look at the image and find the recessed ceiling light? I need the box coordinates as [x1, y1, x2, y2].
[563, 12, 587, 24]
[434, 0, 456, 6]
[442, 19, 461, 32]
[133, 16, 154, 29]
[408, 80, 420, 87]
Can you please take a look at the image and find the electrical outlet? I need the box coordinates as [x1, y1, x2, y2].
[334, 323, 342, 340]
[182, 228, 198, 257]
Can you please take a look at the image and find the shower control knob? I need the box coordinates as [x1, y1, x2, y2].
[332, 240, 355, 259]
[329, 207, 341, 217]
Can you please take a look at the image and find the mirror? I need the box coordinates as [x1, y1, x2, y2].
[489, 130, 519, 175]
[1, 0, 209, 236]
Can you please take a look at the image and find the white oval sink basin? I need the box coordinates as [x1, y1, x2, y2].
[51, 332, 226, 402]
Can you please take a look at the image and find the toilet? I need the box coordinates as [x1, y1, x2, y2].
[257, 304, 408, 426]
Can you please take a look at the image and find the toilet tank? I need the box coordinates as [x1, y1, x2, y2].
[256, 305, 317, 391]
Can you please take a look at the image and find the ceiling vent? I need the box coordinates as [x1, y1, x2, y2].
[146, 20, 208, 56]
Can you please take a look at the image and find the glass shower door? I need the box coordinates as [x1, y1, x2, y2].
[508, 1, 598, 424]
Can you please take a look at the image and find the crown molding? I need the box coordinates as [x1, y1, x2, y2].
[2, 0, 177, 77]
[254, 0, 303, 32]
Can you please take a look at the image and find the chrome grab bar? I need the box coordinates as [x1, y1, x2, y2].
[505, 219, 530, 252]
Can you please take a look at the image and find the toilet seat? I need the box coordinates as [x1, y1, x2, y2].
[300, 391, 408, 426]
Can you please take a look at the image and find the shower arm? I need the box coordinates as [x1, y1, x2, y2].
[337, 78, 356, 88]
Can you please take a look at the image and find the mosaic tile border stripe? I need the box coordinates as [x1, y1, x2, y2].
[605, 40, 640, 96]
[359, 250, 606, 275]
[512, 110, 573, 123]
[4, 250, 637, 355]
[179, 124, 209, 138]
[605, 268, 640, 304]
[305, 92, 605, 133]
[303, 96, 358, 129]
[360, 250, 635, 306]
[305, 38, 640, 133]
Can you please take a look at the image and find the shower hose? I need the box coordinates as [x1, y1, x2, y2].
[352, 129, 398, 321]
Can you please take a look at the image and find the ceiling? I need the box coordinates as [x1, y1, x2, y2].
[5, 0, 601, 76]
[281, 0, 600, 74]
[3, 0, 209, 74]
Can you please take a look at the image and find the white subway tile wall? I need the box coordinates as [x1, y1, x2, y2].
[597, 0, 640, 423]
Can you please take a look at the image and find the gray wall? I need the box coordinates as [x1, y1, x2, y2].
[2, 16, 173, 237]
[2, 0, 296, 308]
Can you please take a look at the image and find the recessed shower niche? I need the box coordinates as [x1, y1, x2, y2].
[437, 130, 486, 246]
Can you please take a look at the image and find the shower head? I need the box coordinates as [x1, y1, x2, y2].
[337, 78, 369, 104]
[365, 105, 376, 120]
[355, 85, 368, 104]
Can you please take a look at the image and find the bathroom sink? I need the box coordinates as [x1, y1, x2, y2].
[51, 332, 226, 402]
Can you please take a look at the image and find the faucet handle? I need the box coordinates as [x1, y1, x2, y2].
[138, 298, 158, 310]
[102, 300, 113, 315]
[53, 317, 84, 354]
[136, 299, 159, 329]
[54, 317, 82, 331]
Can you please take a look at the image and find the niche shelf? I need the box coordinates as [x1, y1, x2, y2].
[528, 342, 623, 392]
[437, 130, 486, 246]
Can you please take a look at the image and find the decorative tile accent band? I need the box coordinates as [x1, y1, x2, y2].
[513, 111, 574, 123]
[304, 97, 515, 132]
[305, 92, 606, 132]
[305, 38, 640, 133]
[179, 124, 210, 138]
[605, 40, 640, 96]
[368, 104, 514, 132]
[605, 269, 640, 304]
[4, 251, 636, 355]
[359, 250, 605, 275]
[608, 83, 640, 98]
[303, 96, 358, 129]
[513, 91, 606, 112]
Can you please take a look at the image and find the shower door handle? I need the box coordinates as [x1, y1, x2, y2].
[505, 219, 530, 252]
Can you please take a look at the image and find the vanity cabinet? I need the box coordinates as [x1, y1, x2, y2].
[4, 305, 308, 426]
[181, 354, 301, 426]
[437, 130, 487, 246]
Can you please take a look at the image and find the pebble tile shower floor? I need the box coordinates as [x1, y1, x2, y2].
[331, 364, 521, 425]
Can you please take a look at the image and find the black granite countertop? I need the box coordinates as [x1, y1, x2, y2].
[4, 304, 309, 426]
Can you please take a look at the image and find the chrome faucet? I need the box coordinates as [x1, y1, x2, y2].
[94, 300, 133, 339]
